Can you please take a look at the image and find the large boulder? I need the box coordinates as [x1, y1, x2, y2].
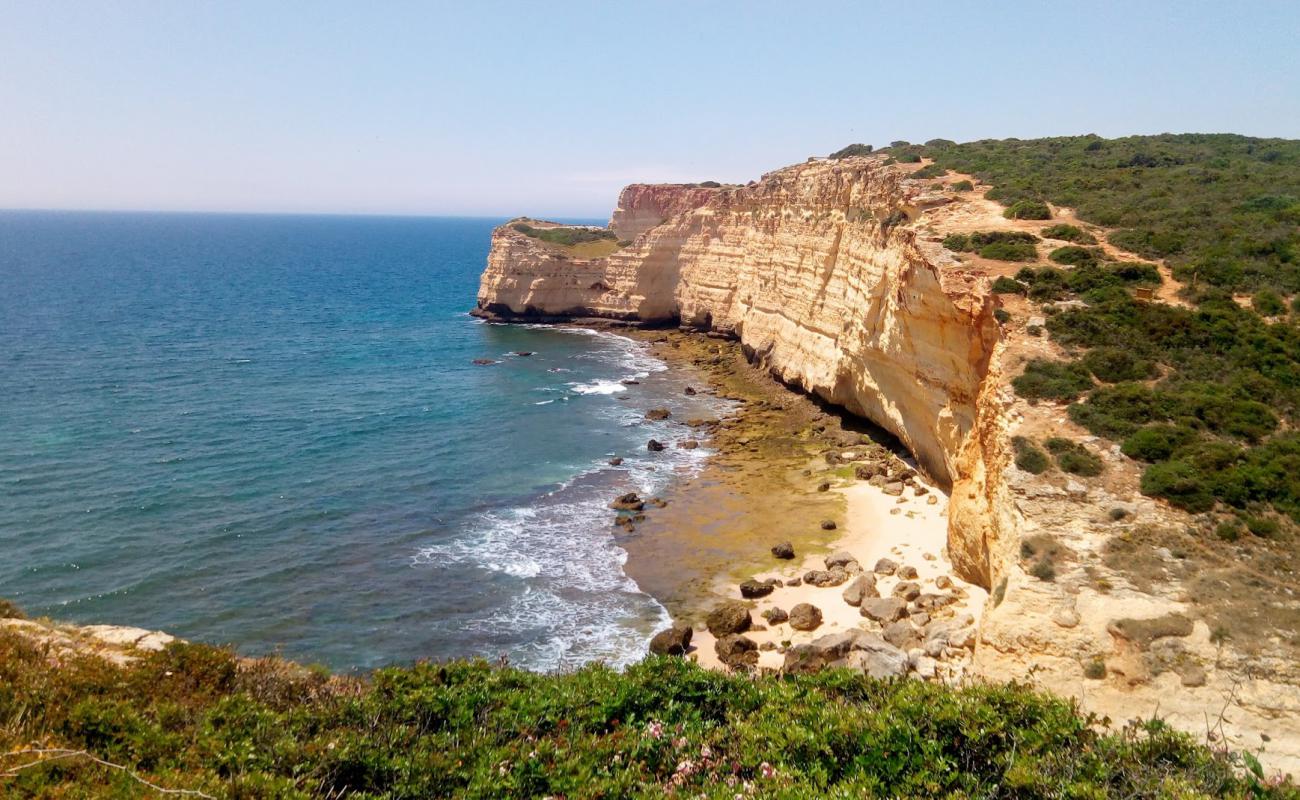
[739, 579, 775, 599]
[803, 568, 849, 588]
[762, 606, 789, 624]
[770, 541, 795, 560]
[824, 551, 858, 569]
[715, 635, 758, 669]
[782, 630, 864, 673]
[873, 558, 898, 575]
[788, 603, 823, 631]
[705, 601, 752, 636]
[648, 625, 693, 656]
[860, 597, 908, 623]
[610, 492, 644, 511]
[645, 408, 671, 420]
[647, 439, 665, 451]
[841, 574, 879, 607]
[896, 565, 918, 580]
[836, 640, 908, 679]
[881, 620, 918, 650]
[892, 581, 921, 601]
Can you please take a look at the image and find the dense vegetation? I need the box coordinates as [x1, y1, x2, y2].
[512, 222, 617, 247]
[912, 134, 1300, 294]
[872, 134, 1300, 525]
[0, 627, 1290, 799]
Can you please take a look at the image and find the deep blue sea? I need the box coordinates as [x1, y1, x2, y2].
[0, 212, 726, 670]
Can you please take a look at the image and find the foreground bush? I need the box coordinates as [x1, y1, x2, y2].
[0, 631, 1289, 799]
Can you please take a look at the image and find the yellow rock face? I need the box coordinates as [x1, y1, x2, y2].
[476, 157, 999, 488]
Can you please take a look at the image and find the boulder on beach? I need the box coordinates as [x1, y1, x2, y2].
[897, 565, 919, 580]
[882, 482, 905, 496]
[816, 481, 830, 492]
[881, 620, 918, 649]
[647, 439, 665, 452]
[788, 603, 823, 631]
[608, 457, 623, 466]
[841, 574, 879, 606]
[892, 581, 922, 602]
[854, 463, 880, 480]
[739, 579, 775, 599]
[803, 569, 848, 588]
[715, 634, 758, 669]
[762, 606, 788, 624]
[824, 551, 857, 569]
[770, 541, 795, 560]
[645, 408, 671, 420]
[678, 439, 699, 449]
[873, 558, 899, 575]
[820, 519, 837, 531]
[610, 493, 644, 511]
[782, 630, 906, 678]
[648, 625, 693, 656]
[860, 597, 908, 623]
[705, 601, 751, 637]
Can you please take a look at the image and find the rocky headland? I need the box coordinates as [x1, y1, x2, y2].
[474, 154, 1300, 772]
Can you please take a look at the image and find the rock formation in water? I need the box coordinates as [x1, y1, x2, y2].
[474, 154, 1300, 772]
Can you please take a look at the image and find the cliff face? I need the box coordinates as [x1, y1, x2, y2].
[608, 183, 721, 241]
[476, 158, 1000, 487]
[475, 157, 1300, 772]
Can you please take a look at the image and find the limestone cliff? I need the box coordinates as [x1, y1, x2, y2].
[609, 183, 722, 241]
[476, 155, 1300, 773]
[476, 157, 1000, 487]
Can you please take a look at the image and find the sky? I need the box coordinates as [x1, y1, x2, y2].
[1, 1, 1298, 218]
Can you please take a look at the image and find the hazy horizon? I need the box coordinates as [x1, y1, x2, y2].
[3, 1, 1298, 219]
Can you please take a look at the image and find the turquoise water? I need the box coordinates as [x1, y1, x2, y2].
[0, 212, 725, 670]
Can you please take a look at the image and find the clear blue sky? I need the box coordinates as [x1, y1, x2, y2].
[2, 1, 1297, 218]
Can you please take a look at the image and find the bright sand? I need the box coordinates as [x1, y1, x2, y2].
[691, 473, 988, 671]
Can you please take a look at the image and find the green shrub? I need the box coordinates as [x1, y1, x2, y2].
[991, 276, 1027, 294]
[1141, 460, 1216, 513]
[1083, 659, 1107, 679]
[1081, 347, 1155, 382]
[898, 152, 922, 164]
[951, 179, 974, 191]
[979, 241, 1039, 261]
[1013, 359, 1094, 401]
[0, 629, 1277, 798]
[1045, 437, 1105, 476]
[1243, 514, 1280, 538]
[1253, 287, 1285, 315]
[1004, 199, 1052, 220]
[912, 163, 947, 179]
[1121, 424, 1196, 462]
[1049, 245, 1100, 266]
[1013, 436, 1051, 474]
[993, 307, 1011, 324]
[829, 143, 873, 159]
[1042, 224, 1098, 244]
[1214, 520, 1242, 541]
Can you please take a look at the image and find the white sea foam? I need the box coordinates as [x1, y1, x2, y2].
[567, 379, 626, 396]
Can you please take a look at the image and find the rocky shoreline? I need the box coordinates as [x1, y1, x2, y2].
[565, 324, 985, 685]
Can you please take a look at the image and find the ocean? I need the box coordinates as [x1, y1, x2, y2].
[0, 211, 727, 670]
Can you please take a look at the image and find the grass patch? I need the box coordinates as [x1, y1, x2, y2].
[513, 222, 618, 248]
[1004, 199, 1052, 220]
[1042, 224, 1098, 244]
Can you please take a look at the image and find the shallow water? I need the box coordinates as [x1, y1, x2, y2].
[0, 211, 727, 670]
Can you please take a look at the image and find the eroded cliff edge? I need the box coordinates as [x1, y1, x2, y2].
[474, 156, 1300, 772]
